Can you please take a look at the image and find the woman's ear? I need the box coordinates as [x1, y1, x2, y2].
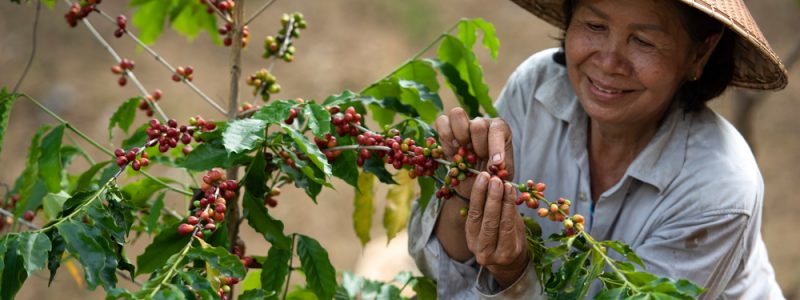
[690, 31, 724, 80]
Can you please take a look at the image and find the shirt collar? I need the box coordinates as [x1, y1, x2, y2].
[535, 67, 689, 194]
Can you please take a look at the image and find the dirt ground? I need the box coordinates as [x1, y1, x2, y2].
[0, 0, 798, 299]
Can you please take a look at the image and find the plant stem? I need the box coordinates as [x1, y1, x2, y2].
[281, 233, 297, 300]
[147, 233, 197, 297]
[11, 0, 40, 94]
[93, 9, 228, 116]
[581, 233, 641, 293]
[244, 0, 277, 26]
[226, 2, 246, 298]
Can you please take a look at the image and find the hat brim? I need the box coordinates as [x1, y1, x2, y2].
[511, 0, 788, 90]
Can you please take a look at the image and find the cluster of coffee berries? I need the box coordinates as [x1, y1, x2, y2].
[113, 15, 127, 38]
[277, 150, 298, 169]
[330, 106, 362, 136]
[436, 146, 477, 200]
[178, 169, 238, 239]
[64, 0, 100, 27]
[262, 13, 307, 62]
[146, 117, 214, 155]
[114, 147, 150, 171]
[111, 58, 135, 87]
[138, 89, 163, 117]
[535, 197, 584, 234]
[515, 180, 546, 208]
[215, 277, 240, 300]
[263, 188, 281, 208]
[488, 163, 510, 180]
[245, 68, 280, 101]
[388, 135, 442, 179]
[171, 66, 194, 82]
[315, 133, 342, 163]
[200, 0, 234, 14]
[238, 102, 256, 114]
[219, 23, 250, 47]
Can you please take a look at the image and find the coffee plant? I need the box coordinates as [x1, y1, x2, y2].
[0, 0, 706, 299]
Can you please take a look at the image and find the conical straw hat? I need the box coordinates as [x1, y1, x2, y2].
[510, 0, 789, 90]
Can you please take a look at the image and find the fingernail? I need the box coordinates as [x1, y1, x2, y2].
[492, 153, 502, 163]
[476, 173, 487, 185]
[452, 140, 460, 147]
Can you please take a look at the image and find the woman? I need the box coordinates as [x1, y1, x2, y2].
[408, 0, 789, 298]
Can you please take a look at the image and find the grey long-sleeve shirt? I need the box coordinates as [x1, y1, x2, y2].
[408, 48, 784, 299]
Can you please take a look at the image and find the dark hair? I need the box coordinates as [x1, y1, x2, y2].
[553, 0, 735, 112]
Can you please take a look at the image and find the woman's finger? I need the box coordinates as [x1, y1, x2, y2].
[494, 182, 524, 266]
[448, 108, 472, 149]
[435, 114, 456, 157]
[470, 118, 491, 159]
[466, 172, 490, 254]
[475, 176, 505, 265]
[488, 119, 513, 171]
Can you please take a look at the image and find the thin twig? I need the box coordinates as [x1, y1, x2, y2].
[244, 0, 277, 26]
[93, 9, 228, 116]
[12, 0, 41, 94]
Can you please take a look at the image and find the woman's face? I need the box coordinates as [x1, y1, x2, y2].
[565, 0, 705, 128]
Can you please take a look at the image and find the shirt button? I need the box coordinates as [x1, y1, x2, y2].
[578, 192, 587, 202]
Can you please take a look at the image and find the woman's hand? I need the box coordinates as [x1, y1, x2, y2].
[434, 107, 515, 196]
[432, 107, 528, 288]
[467, 172, 530, 289]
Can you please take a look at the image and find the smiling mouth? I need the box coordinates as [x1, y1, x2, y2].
[588, 78, 630, 94]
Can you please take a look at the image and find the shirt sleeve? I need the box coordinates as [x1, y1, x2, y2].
[634, 211, 749, 300]
[407, 195, 481, 298]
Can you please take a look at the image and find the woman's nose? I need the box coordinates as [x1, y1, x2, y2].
[593, 39, 631, 76]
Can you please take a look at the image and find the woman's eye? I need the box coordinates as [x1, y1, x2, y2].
[633, 36, 654, 48]
[585, 22, 605, 31]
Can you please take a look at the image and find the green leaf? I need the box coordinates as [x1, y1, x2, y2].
[413, 276, 437, 300]
[364, 156, 397, 184]
[131, 0, 170, 44]
[281, 124, 332, 179]
[543, 244, 569, 265]
[622, 270, 658, 286]
[39, 125, 65, 193]
[186, 246, 246, 278]
[241, 268, 262, 292]
[393, 60, 440, 95]
[170, 0, 220, 44]
[261, 246, 292, 294]
[121, 124, 149, 150]
[108, 98, 140, 140]
[137, 221, 191, 275]
[1, 236, 27, 300]
[435, 35, 497, 117]
[243, 150, 292, 249]
[416, 176, 436, 216]
[253, 99, 300, 124]
[304, 103, 332, 138]
[287, 287, 319, 300]
[13, 124, 48, 215]
[457, 18, 500, 59]
[223, 118, 268, 154]
[397, 80, 442, 123]
[145, 192, 165, 233]
[602, 240, 645, 268]
[42, 191, 71, 220]
[0, 88, 16, 156]
[595, 287, 627, 300]
[57, 221, 118, 290]
[16, 232, 52, 276]
[46, 230, 65, 286]
[121, 177, 174, 207]
[383, 170, 414, 242]
[240, 289, 276, 300]
[181, 140, 233, 171]
[353, 172, 375, 246]
[297, 235, 337, 300]
[332, 149, 359, 189]
[74, 160, 111, 193]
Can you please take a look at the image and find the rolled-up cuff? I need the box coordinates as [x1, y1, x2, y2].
[475, 260, 542, 299]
